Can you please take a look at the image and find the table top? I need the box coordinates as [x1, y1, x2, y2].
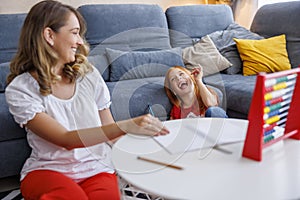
[112, 118, 300, 200]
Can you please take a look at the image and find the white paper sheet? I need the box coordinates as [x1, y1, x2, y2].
[154, 118, 249, 154]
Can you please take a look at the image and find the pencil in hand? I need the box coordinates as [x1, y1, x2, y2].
[148, 104, 155, 116]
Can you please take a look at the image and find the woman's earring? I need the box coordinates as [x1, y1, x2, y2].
[49, 41, 54, 46]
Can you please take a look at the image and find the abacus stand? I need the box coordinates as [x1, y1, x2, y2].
[242, 67, 300, 161]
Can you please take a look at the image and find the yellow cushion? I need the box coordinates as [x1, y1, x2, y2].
[234, 34, 291, 76]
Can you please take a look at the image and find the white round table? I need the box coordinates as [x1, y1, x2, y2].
[112, 118, 300, 200]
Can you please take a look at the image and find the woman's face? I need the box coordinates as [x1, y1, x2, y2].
[52, 12, 83, 65]
[167, 68, 194, 97]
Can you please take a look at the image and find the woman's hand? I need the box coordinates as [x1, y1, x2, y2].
[117, 114, 169, 136]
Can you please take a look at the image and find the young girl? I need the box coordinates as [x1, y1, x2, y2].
[164, 65, 227, 119]
[5, 1, 169, 199]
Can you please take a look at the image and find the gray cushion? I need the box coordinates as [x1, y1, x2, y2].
[106, 48, 184, 82]
[208, 23, 264, 75]
[88, 55, 110, 81]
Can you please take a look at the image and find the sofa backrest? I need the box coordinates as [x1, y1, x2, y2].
[250, 1, 300, 68]
[77, 4, 171, 52]
[77, 4, 172, 81]
[0, 13, 26, 63]
[78, 4, 168, 49]
[0, 13, 26, 92]
[166, 4, 234, 48]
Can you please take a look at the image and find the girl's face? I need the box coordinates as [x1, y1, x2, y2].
[52, 12, 83, 65]
[168, 68, 194, 97]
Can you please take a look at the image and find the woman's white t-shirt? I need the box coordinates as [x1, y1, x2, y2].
[5, 67, 114, 182]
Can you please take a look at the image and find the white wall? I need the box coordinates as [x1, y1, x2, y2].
[235, 0, 258, 28]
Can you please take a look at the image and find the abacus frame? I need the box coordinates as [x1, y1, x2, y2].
[242, 67, 300, 161]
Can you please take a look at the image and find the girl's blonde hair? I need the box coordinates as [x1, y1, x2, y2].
[7, 0, 92, 96]
[164, 66, 217, 111]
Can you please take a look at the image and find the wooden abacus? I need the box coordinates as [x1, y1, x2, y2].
[242, 67, 300, 161]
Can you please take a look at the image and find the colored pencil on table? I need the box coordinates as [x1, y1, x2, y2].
[137, 156, 183, 170]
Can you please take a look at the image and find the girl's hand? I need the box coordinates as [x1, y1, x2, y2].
[191, 65, 203, 83]
[117, 114, 170, 136]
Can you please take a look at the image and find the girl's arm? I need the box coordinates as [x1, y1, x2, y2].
[191, 66, 218, 107]
[26, 112, 169, 150]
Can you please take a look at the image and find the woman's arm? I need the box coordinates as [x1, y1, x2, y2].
[191, 67, 218, 107]
[26, 112, 169, 150]
[99, 108, 121, 145]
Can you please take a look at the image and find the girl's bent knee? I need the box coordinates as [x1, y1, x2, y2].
[205, 107, 228, 118]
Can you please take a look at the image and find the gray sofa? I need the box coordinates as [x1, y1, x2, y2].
[0, 1, 299, 184]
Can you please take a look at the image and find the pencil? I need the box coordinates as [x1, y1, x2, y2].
[137, 156, 183, 170]
[148, 104, 155, 116]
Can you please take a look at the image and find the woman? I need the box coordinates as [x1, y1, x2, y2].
[164, 65, 228, 119]
[5, 1, 169, 199]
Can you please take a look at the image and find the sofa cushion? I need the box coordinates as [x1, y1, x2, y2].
[88, 55, 110, 81]
[0, 93, 26, 142]
[0, 13, 26, 63]
[166, 4, 234, 48]
[0, 62, 10, 92]
[106, 48, 184, 82]
[78, 4, 172, 82]
[234, 34, 291, 76]
[107, 77, 224, 121]
[77, 4, 171, 53]
[0, 139, 31, 178]
[106, 77, 171, 121]
[208, 23, 264, 75]
[182, 35, 232, 77]
[250, 1, 300, 68]
[204, 73, 257, 116]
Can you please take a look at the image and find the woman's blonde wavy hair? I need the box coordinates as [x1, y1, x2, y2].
[7, 0, 92, 96]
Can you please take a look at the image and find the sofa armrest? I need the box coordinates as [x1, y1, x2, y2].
[250, 1, 300, 68]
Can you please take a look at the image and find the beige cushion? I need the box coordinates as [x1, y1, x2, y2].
[182, 35, 232, 77]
